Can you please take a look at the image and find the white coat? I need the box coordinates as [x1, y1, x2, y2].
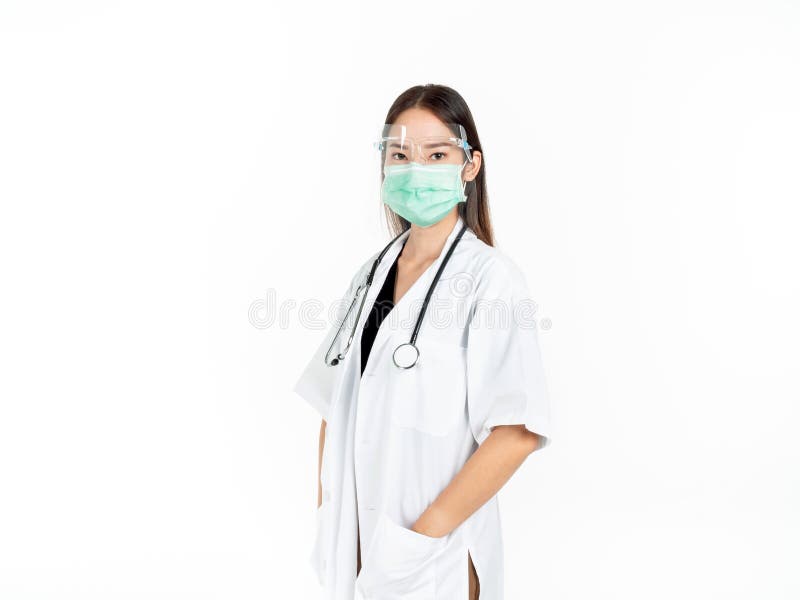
[293, 214, 552, 600]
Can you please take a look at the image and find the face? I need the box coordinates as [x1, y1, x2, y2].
[383, 108, 482, 183]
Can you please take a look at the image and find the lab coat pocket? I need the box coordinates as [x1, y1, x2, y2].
[356, 512, 448, 599]
[309, 503, 329, 586]
[390, 338, 467, 436]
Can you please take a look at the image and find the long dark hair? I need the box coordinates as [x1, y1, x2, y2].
[381, 84, 495, 247]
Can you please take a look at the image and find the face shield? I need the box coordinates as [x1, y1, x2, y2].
[373, 122, 474, 168]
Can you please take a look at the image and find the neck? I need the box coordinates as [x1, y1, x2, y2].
[402, 211, 459, 262]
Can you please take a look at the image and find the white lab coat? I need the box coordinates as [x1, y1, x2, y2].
[293, 215, 552, 600]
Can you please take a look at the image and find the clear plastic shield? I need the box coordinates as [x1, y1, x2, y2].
[374, 122, 473, 168]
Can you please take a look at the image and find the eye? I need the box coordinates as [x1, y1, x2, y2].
[430, 152, 446, 161]
[391, 152, 408, 161]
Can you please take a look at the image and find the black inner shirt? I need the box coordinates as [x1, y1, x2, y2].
[361, 243, 405, 377]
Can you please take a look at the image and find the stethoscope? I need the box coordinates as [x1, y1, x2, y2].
[324, 223, 468, 369]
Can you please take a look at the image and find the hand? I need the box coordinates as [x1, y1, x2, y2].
[411, 504, 450, 538]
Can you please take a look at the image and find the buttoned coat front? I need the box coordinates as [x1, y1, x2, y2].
[293, 215, 552, 600]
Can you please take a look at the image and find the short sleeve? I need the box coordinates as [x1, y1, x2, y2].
[292, 265, 365, 422]
[465, 258, 552, 451]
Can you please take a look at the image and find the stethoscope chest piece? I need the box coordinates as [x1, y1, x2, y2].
[392, 343, 419, 369]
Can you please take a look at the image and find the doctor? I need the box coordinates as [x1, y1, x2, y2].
[293, 84, 552, 600]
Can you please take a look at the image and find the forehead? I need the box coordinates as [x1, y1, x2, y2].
[386, 108, 453, 138]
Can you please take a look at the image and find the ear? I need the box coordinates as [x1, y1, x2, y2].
[464, 150, 482, 182]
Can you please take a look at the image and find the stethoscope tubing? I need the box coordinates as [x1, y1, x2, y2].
[326, 223, 468, 369]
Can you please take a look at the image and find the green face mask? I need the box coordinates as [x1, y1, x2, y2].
[381, 160, 468, 227]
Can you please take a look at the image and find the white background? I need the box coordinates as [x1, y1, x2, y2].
[1, 1, 798, 598]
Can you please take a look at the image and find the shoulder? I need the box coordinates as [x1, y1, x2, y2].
[458, 230, 531, 299]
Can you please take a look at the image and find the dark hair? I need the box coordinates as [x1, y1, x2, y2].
[381, 84, 495, 247]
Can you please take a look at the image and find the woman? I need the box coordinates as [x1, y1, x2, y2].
[293, 84, 552, 600]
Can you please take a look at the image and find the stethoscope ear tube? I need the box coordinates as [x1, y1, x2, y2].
[325, 228, 408, 367]
[403, 223, 468, 345]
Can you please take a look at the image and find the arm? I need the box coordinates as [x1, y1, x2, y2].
[415, 259, 551, 537]
[317, 418, 326, 508]
[411, 424, 541, 537]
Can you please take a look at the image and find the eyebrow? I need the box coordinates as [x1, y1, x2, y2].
[421, 140, 452, 148]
